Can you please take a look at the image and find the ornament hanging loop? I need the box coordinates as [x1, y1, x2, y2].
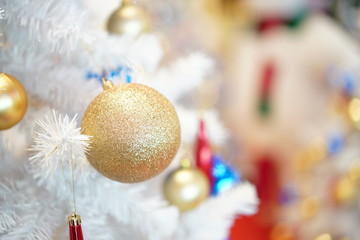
[180, 158, 191, 168]
[102, 78, 114, 90]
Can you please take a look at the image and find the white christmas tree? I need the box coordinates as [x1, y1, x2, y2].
[0, 0, 258, 239]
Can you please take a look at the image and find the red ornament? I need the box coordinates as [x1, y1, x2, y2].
[68, 213, 84, 240]
[195, 119, 214, 186]
[257, 17, 284, 33]
[230, 155, 280, 240]
[258, 61, 276, 118]
[260, 61, 276, 97]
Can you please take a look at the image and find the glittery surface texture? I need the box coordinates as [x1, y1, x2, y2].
[82, 83, 181, 183]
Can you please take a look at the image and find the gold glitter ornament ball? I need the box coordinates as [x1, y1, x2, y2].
[0, 73, 28, 130]
[107, 0, 151, 36]
[82, 83, 181, 183]
[163, 159, 210, 211]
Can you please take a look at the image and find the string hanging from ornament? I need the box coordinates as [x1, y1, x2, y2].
[65, 145, 84, 240]
[29, 112, 90, 240]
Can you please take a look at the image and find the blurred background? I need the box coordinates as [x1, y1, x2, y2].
[132, 0, 360, 239]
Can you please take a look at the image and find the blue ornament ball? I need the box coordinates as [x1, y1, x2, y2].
[211, 154, 241, 196]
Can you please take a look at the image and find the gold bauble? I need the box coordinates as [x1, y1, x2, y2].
[314, 233, 332, 240]
[300, 196, 320, 219]
[270, 222, 295, 240]
[163, 159, 210, 211]
[334, 176, 357, 205]
[348, 97, 360, 129]
[348, 159, 360, 181]
[81, 82, 180, 183]
[107, 0, 151, 36]
[0, 73, 28, 130]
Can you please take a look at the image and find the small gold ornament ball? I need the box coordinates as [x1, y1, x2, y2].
[107, 0, 151, 36]
[0, 73, 28, 130]
[314, 233, 332, 240]
[163, 159, 210, 211]
[334, 176, 357, 205]
[82, 83, 181, 183]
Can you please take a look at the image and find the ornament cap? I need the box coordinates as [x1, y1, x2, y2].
[101, 78, 114, 90]
[68, 213, 84, 240]
[68, 212, 82, 226]
[180, 158, 192, 168]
